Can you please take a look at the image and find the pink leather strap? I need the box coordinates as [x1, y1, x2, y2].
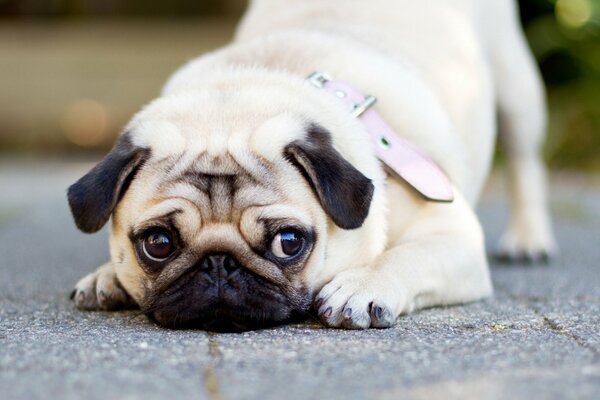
[308, 72, 454, 202]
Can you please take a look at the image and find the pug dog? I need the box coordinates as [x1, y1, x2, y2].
[68, 0, 556, 331]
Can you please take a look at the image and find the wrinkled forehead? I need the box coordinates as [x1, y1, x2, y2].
[129, 150, 267, 213]
[114, 85, 337, 229]
[118, 111, 317, 229]
[129, 109, 299, 203]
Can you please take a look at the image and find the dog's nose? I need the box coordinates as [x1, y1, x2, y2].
[199, 253, 240, 276]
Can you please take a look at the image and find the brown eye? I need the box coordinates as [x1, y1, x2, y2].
[271, 229, 304, 259]
[142, 229, 175, 261]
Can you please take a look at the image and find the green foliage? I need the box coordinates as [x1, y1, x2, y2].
[519, 0, 600, 170]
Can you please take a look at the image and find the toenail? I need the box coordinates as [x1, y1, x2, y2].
[323, 307, 332, 318]
[373, 306, 383, 320]
[343, 308, 352, 318]
[314, 298, 323, 309]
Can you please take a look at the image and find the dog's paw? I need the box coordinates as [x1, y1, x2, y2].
[496, 222, 557, 264]
[71, 263, 135, 310]
[314, 268, 407, 329]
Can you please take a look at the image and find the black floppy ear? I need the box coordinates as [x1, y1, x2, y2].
[67, 133, 149, 233]
[284, 125, 374, 230]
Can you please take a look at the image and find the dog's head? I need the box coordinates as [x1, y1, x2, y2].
[67, 75, 386, 331]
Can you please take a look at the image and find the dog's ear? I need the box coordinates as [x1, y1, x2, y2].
[67, 133, 149, 233]
[284, 125, 374, 229]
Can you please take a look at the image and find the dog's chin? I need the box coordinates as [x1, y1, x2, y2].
[142, 268, 311, 332]
[148, 306, 307, 333]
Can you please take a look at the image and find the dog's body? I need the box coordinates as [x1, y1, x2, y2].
[69, 0, 555, 330]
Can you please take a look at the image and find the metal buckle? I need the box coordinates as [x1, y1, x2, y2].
[307, 71, 331, 88]
[307, 71, 377, 118]
[351, 95, 377, 118]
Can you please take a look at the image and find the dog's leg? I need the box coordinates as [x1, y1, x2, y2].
[491, 2, 556, 261]
[72, 262, 136, 310]
[316, 190, 492, 329]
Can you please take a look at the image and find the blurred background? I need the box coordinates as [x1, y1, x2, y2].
[0, 0, 598, 170]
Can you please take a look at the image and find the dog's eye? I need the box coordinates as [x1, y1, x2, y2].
[271, 229, 304, 259]
[142, 229, 175, 261]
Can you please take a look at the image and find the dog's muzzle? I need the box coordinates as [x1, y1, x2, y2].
[144, 252, 304, 332]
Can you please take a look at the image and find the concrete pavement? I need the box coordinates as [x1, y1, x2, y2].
[1, 160, 599, 399]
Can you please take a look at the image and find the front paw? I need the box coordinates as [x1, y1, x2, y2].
[71, 263, 136, 311]
[314, 268, 407, 329]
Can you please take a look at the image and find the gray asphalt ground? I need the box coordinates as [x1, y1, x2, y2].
[1, 159, 599, 400]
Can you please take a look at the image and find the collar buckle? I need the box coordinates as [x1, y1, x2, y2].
[308, 72, 378, 118]
[307, 71, 330, 88]
[351, 95, 377, 118]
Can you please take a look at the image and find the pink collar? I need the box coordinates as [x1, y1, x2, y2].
[308, 72, 454, 202]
